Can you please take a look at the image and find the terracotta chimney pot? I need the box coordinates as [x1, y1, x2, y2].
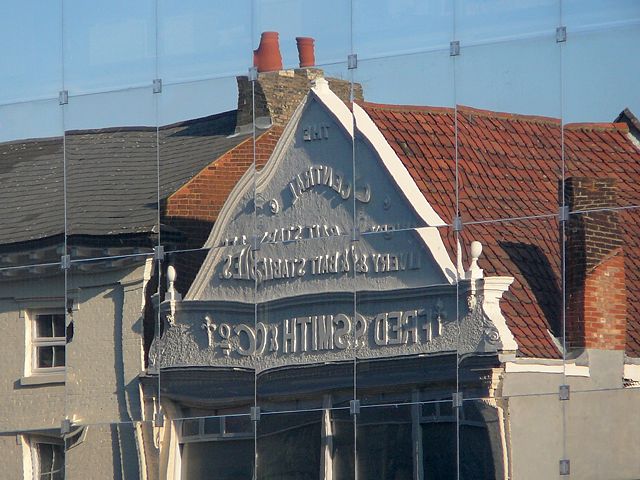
[296, 37, 315, 68]
[254, 31, 283, 73]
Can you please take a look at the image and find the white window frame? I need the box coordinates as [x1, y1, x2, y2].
[21, 434, 65, 480]
[22, 309, 66, 385]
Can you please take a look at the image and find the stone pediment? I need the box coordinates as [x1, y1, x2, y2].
[188, 79, 457, 304]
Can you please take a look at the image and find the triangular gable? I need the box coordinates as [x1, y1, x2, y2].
[188, 79, 457, 302]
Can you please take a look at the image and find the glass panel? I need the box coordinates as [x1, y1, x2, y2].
[561, 25, 640, 123]
[454, 0, 558, 45]
[158, 0, 252, 82]
[38, 347, 54, 369]
[0, 99, 64, 143]
[64, 87, 157, 257]
[357, 405, 413, 479]
[0, 99, 65, 268]
[565, 389, 640, 479]
[0, 266, 65, 433]
[251, 56, 355, 415]
[563, 207, 639, 365]
[66, 256, 153, 424]
[353, 0, 452, 59]
[491, 390, 562, 478]
[356, 226, 458, 407]
[0, 2, 62, 103]
[52, 314, 66, 338]
[332, 408, 355, 480]
[455, 36, 562, 223]
[64, 421, 157, 478]
[457, 217, 563, 373]
[159, 76, 253, 253]
[157, 248, 255, 419]
[62, 0, 156, 94]
[252, 0, 351, 70]
[36, 315, 54, 338]
[257, 410, 323, 479]
[458, 399, 506, 479]
[564, 1, 640, 31]
[562, 26, 640, 209]
[354, 50, 455, 233]
[174, 414, 254, 479]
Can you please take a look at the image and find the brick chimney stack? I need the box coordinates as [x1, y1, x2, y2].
[236, 32, 363, 130]
[563, 177, 627, 351]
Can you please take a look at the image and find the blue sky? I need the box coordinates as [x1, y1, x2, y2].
[0, 0, 639, 141]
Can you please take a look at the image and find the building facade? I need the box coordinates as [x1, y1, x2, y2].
[1, 2, 640, 479]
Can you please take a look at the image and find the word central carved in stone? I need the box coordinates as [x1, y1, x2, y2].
[288, 164, 351, 204]
[202, 309, 445, 357]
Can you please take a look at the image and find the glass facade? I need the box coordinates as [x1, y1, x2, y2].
[1, 1, 639, 478]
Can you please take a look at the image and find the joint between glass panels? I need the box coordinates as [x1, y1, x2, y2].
[251, 406, 261, 422]
[347, 54, 358, 70]
[452, 216, 463, 232]
[559, 384, 570, 401]
[558, 206, 570, 223]
[152, 78, 162, 94]
[452, 392, 463, 408]
[251, 235, 261, 252]
[350, 399, 360, 415]
[61, 418, 71, 434]
[450, 41, 460, 56]
[154, 412, 164, 427]
[153, 245, 165, 261]
[58, 90, 68, 105]
[60, 254, 71, 270]
[556, 26, 567, 43]
[351, 226, 361, 242]
[248, 67, 258, 82]
[559, 459, 570, 475]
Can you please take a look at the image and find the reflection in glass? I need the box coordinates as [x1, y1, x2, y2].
[454, 0, 557, 44]
[62, 0, 156, 93]
[353, 0, 452, 59]
[252, 0, 350, 68]
[63, 422, 155, 478]
[257, 411, 322, 479]
[357, 406, 413, 480]
[64, 88, 157, 257]
[0, 3, 62, 103]
[562, 26, 640, 124]
[158, 0, 252, 82]
[66, 256, 154, 424]
[177, 414, 254, 480]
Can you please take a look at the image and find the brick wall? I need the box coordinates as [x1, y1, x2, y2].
[237, 68, 363, 127]
[162, 127, 283, 293]
[564, 177, 626, 350]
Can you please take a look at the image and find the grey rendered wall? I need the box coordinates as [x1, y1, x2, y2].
[502, 352, 640, 480]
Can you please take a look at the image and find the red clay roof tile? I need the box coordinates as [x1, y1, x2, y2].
[360, 101, 640, 358]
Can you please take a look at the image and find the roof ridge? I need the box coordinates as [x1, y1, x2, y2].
[456, 105, 560, 125]
[358, 101, 453, 115]
[360, 101, 563, 125]
[65, 109, 238, 136]
[564, 122, 629, 133]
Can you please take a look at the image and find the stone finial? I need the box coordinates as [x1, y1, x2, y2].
[165, 265, 182, 303]
[466, 240, 484, 280]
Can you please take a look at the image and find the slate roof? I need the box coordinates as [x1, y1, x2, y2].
[361, 102, 640, 358]
[0, 110, 249, 246]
